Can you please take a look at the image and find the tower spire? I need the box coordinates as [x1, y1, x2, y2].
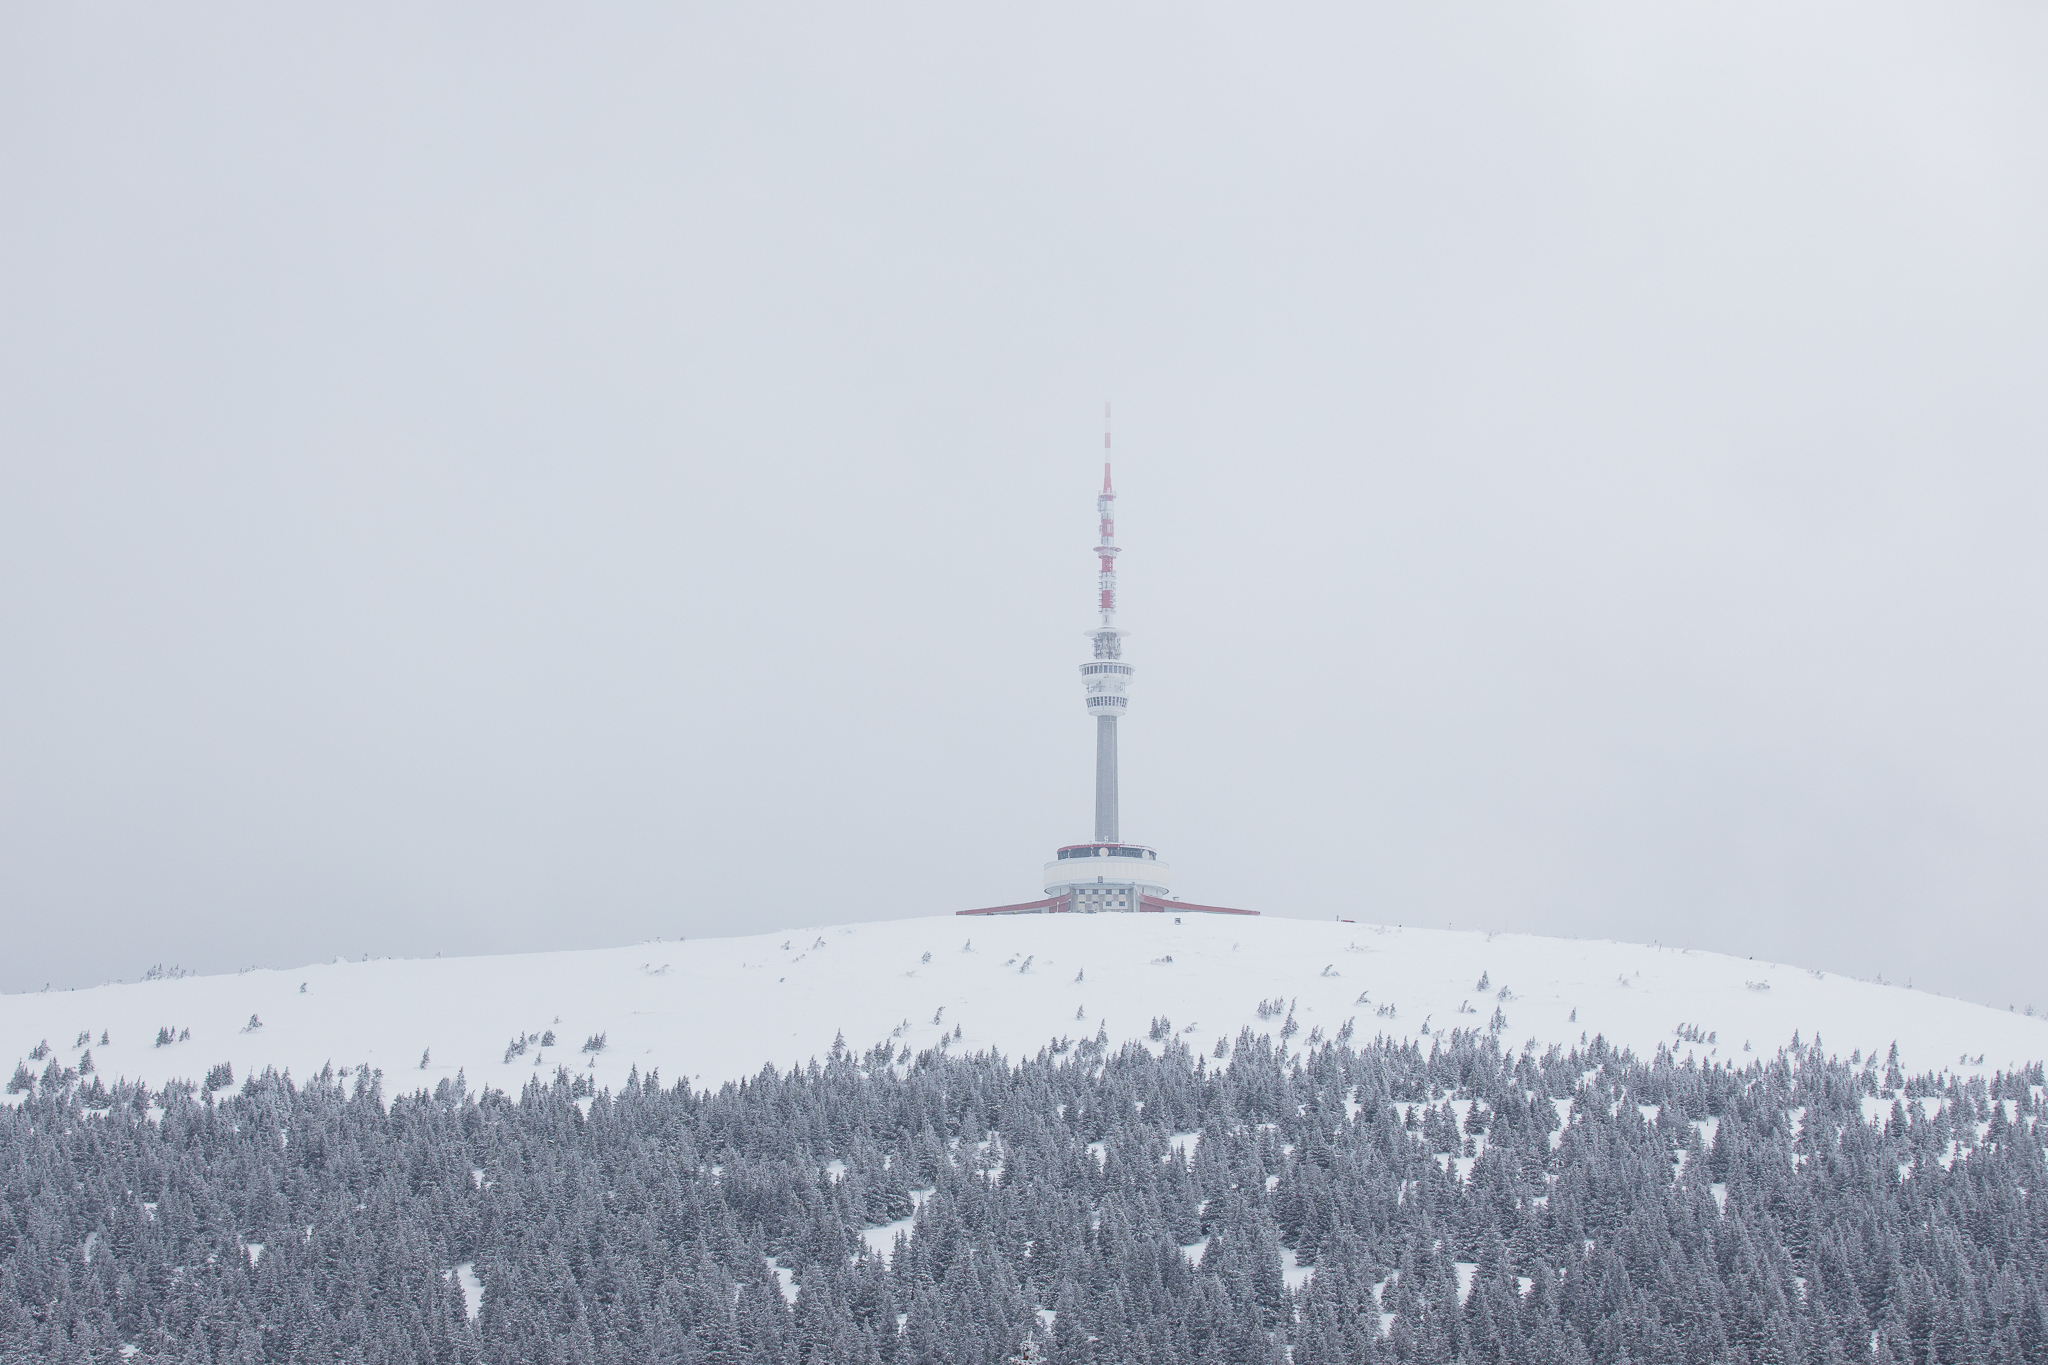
[1097, 461, 1117, 626]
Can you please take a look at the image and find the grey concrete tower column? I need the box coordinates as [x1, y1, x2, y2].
[1094, 714, 1119, 843]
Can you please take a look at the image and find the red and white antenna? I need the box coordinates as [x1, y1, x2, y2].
[1097, 404, 1118, 625]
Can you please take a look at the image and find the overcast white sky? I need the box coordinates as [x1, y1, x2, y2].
[3, 4, 2045, 1010]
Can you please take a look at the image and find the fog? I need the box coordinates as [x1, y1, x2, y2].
[3, 4, 2044, 1011]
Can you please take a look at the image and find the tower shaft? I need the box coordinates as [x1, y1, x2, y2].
[1095, 714, 1119, 843]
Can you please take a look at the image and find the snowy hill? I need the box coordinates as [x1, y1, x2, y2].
[6, 914, 2044, 1098]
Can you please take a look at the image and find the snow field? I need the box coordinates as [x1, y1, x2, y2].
[5, 914, 2045, 1105]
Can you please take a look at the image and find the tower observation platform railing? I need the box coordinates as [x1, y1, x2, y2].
[1053, 842, 1158, 861]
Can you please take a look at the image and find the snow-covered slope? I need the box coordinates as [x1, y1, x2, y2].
[6, 915, 2043, 1098]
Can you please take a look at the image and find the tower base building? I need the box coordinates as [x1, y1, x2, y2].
[1046, 843, 1170, 910]
[959, 840, 1255, 918]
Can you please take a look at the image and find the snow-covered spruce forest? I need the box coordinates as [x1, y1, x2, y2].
[4, 1024, 2046, 1365]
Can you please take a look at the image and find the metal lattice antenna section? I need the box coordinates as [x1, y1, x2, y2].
[1096, 461, 1118, 625]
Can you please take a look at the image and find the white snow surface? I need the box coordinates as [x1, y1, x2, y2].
[858, 1189, 933, 1264]
[449, 1263, 483, 1321]
[6, 916, 2044, 1099]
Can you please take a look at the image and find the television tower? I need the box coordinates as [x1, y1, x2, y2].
[957, 426, 1255, 918]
